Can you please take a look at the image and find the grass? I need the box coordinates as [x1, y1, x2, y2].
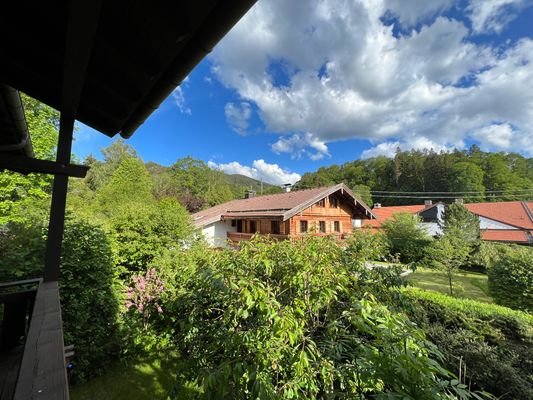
[406, 268, 494, 303]
[69, 353, 189, 400]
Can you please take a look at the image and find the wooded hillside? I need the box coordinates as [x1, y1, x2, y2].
[295, 147, 533, 205]
[79, 142, 282, 213]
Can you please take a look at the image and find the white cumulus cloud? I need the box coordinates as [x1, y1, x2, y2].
[208, 159, 301, 185]
[210, 0, 533, 157]
[225, 102, 252, 135]
[361, 136, 454, 159]
[271, 133, 330, 160]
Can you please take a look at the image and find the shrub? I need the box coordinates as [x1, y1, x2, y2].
[381, 213, 432, 263]
[0, 222, 46, 281]
[488, 246, 533, 312]
[60, 218, 122, 382]
[0, 218, 122, 382]
[401, 287, 533, 399]
[170, 237, 490, 399]
[344, 227, 389, 262]
[108, 199, 192, 273]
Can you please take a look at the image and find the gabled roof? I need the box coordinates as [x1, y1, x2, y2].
[192, 183, 375, 228]
[465, 201, 533, 230]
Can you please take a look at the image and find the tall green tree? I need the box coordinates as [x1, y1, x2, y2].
[381, 213, 432, 263]
[449, 162, 485, 201]
[426, 204, 480, 295]
[441, 203, 480, 244]
[0, 94, 59, 224]
[424, 234, 470, 296]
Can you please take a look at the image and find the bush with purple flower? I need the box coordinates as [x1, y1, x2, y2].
[125, 268, 165, 329]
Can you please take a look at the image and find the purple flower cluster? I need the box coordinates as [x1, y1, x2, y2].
[125, 268, 165, 326]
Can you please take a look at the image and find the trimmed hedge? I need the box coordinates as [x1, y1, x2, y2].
[401, 287, 533, 399]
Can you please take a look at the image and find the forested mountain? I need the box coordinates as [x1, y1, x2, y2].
[76, 141, 282, 213]
[294, 147, 533, 206]
[223, 173, 279, 194]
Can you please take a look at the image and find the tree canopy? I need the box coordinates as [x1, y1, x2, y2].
[295, 147, 533, 205]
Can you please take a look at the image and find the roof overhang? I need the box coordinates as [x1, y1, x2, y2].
[0, 0, 256, 144]
[0, 84, 32, 157]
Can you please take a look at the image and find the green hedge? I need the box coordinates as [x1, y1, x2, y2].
[401, 287, 533, 399]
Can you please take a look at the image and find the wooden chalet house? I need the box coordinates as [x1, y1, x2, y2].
[192, 184, 375, 247]
[0, 1, 256, 398]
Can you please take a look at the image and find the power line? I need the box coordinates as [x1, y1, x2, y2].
[372, 194, 533, 199]
[371, 189, 533, 194]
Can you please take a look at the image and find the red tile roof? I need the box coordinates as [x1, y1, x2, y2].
[363, 200, 533, 244]
[465, 201, 533, 229]
[481, 229, 531, 243]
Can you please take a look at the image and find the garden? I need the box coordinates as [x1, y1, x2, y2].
[1, 97, 532, 399]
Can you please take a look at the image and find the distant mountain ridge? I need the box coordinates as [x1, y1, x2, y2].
[223, 174, 280, 194]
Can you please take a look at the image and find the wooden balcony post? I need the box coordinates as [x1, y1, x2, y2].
[43, 114, 74, 282]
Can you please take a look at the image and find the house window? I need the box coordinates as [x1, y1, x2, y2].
[319, 221, 326, 233]
[330, 197, 338, 208]
[300, 220, 308, 233]
[271, 220, 280, 234]
[334, 221, 340, 232]
[231, 220, 236, 227]
[250, 220, 257, 233]
[236, 220, 243, 233]
[317, 199, 325, 207]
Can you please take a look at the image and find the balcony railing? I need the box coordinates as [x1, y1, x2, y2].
[0, 279, 68, 400]
[227, 232, 290, 242]
[227, 231, 345, 243]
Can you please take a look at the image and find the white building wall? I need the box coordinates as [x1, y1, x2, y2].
[419, 222, 442, 237]
[201, 220, 236, 247]
[478, 216, 517, 230]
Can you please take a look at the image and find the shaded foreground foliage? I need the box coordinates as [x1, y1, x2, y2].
[402, 288, 532, 399]
[162, 237, 492, 399]
[0, 218, 121, 382]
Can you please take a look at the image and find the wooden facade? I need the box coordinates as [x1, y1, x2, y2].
[227, 193, 354, 243]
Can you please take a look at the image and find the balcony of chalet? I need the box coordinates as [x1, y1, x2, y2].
[227, 231, 345, 243]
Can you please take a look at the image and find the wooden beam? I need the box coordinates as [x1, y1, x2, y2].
[43, 115, 74, 282]
[0, 154, 89, 177]
[43, 0, 103, 283]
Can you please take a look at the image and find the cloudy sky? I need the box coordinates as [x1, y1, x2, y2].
[74, 0, 533, 185]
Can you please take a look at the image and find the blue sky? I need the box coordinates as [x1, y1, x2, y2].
[74, 0, 533, 185]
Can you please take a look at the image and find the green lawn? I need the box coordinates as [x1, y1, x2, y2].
[69, 353, 192, 400]
[406, 268, 494, 303]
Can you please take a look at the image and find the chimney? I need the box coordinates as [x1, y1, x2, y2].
[283, 183, 292, 193]
[424, 200, 433, 207]
[244, 190, 256, 199]
[455, 198, 464, 205]
[373, 203, 382, 209]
